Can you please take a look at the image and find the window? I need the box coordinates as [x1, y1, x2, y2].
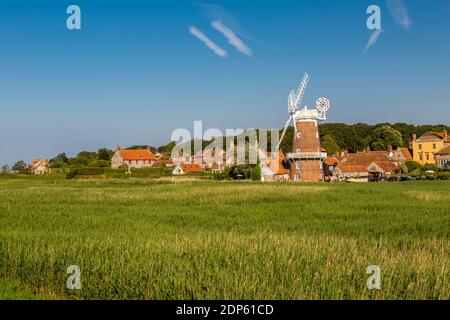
[433, 144, 436, 149]
[419, 154, 423, 160]
[426, 154, 429, 161]
[296, 149, 301, 153]
[316, 132, 319, 138]
[295, 161, 301, 169]
[418, 144, 422, 150]
[296, 132, 301, 138]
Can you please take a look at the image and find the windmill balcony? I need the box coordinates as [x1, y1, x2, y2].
[287, 152, 327, 160]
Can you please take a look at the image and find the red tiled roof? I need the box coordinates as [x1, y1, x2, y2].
[324, 156, 339, 166]
[336, 163, 368, 173]
[180, 163, 204, 173]
[399, 147, 412, 160]
[118, 149, 157, 161]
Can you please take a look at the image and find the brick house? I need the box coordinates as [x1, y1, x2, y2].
[111, 146, 157, 169]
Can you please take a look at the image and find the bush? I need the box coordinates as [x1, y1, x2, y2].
[89, 160, 110, 168]
[251, 165, 261, 181]
[66, 169, 78, 179]
[405, 161, 421, 172]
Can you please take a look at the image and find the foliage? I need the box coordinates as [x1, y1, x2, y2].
[251, 165, 261, 181]
[159, 164, 172, 176]
[97, 148, 113, 161]
[88, 160, 110, 168]
[1, 165, 10, 174]
[12, 161, 29, 174]
[321, 134, 340, 155]
[365, 125, 403, 151]
[65, 169, 78, 179]
[405, 161, 421, 172]
[398, 164, 408, 174]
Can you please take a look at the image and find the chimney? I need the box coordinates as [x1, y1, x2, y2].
[412, 134, 417, 142]
[115, 145, 121, 151]
[444, 130, 448, 142]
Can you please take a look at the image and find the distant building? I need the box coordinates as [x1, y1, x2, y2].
[31, 159, 49, 174]
[390, 147, 412, 166]
[111, 146, 157, 169]
[323, 156, 339, 180]
[288, 107, 327, 182]
[259, 150, 291, 182]
[172, 163, 204, 175]
[411, 131, 449, 165]
[434, 145, 450, 169]
[333, 151, 398, 181]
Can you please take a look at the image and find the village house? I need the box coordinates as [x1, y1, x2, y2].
[332, 151, 399, 182]
[323, 156, 339, 181]
[111, 146, 157, 169]
[389, 147, 413, 166]
[411, 131, 449, 165]
[172, 163, 204, 175]
[194, 148, 228, 169]
[434, 145, 450, 169]
[31, 158, 49, 174]
[259, 150, 291, 182]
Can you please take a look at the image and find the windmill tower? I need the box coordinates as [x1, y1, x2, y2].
[275, 73, 331, 182]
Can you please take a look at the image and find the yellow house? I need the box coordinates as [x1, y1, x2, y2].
[411, 131, 449, 165]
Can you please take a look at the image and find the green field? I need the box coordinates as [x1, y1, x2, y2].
[0, 176, 448, 299]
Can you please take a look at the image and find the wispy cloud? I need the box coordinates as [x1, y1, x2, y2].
[364, 29, 384, 53]
[188, 26, 227, 58]
[386, 0, 412, 30]
[211, 20, 253, 56]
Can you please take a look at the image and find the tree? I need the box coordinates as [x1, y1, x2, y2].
[97, 148, 113, 161]
[251, 165, 261, 181]
[49, 153, 69, 168]
[1, 164, 10, 174]
[321, 134, 340, 155]
[365, 125, 403, 151]
[12, 161, 29, 174]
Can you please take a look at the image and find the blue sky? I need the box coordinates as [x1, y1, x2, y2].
[1, 0, 449, 165]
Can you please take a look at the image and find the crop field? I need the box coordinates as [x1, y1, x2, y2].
[0, 176, 448, 300]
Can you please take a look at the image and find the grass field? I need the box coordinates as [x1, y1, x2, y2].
[0, 176, 448, 299]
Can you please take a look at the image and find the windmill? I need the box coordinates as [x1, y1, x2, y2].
[275, 73, 331, 182]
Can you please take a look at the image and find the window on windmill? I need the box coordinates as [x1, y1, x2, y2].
[296, 132, 301, 138]
[316, 132, 319, 138]
[295, 161, 301, 169]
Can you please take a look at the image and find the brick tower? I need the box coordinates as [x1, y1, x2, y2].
[288, 107, 326, 182]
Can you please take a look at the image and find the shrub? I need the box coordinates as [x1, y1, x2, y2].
[405, 160, 421, 172]
[88, 160, 110, 168]
[251, 165, 261, 181]
[66, 169, 78, 179]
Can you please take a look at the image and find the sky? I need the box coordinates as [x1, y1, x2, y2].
[1, 0, 449, 165]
